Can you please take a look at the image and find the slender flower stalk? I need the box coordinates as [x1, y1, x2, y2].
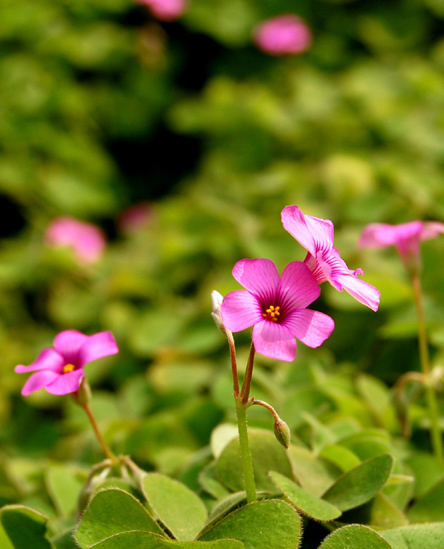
[235, 394, 257, 503]
[79, 398, 119, 465]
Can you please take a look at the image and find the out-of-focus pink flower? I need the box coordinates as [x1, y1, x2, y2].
[138, 0, 187, 22]
[281, 205, 380, 311]
[359, 221, 444, 271]
[117, 202, 155, 235]
[220, 258, 334, 362]
[45, 217, 106, 265]
[253, 15, 312, 56]
[15, 330, 119, 396]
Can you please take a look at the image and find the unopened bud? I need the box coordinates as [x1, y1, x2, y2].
[274, 417, 291, 449]
[75, 376, 91, 406]
[211, 290, 227, 334]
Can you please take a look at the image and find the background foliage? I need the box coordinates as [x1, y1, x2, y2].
[1, 0, 444, 546]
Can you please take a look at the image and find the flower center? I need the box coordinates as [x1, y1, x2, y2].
[63, 363, 76, 374]
[262, 305, 281, 322]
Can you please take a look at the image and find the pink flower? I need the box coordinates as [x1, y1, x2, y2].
[359, 221, 444, 271]
[45, 217, 106, 265]
[117, 202, 155, 235]
[253, 15, 312, 56]
[15, 330, 119, 396]
[220, 258, 334, 362]
[138, 0, 187, 21]
[281, 205, 380, 311]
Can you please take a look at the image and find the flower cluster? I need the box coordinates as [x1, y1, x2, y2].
[219, 205, 380, 362]
[253, 15, 312, 56]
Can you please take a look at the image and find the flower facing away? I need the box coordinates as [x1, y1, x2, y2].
[281, 205, 380, 311]
[252, 15, 312, 56]
[220, 258, 335, 362]
[138, 0, 188, 21]
[15, 330, 119, 396]
[45, 217, 106, 265]
[359, 221, 444, 272]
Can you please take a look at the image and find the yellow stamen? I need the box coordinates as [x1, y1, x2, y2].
[63, 363, 75, 374]
[262, 305, 281, 322]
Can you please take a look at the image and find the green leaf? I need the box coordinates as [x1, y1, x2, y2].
[45, 463, 86, 517]
[287, 445, 342, 497]
[52, 529, 79, 549]
[88, 531, 244, 548]
[199, 499, 301, 549]
[407, 477, 444, 523]
[382, 523, 444, 549]
[319, 444, 361, 473]
[142, 473, 208, 542]
[75, 488, 163, 548]
[322, 453, 393, 511]
[319, 524, 392, 548]
[217, 429, 292, 493]
[0, 505, 54, 549]
[269, 471, 341, 521]
[340, 493, 408, 529]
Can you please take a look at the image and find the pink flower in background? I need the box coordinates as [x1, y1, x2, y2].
[138, 0, 187, 21]
[220, 258, 334, 362]
[45, 217, 106, 265]
[253, 15, 312, 56]
[359, 221, 444, 271]
[117, 202, 155, 235]
[281, 205, 380, 311]
[15, 330, 119, 396]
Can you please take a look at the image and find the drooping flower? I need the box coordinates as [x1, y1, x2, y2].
[359, 221, 444, 272]
[138, 0, 188, 22]
[220, 258, 334, 362]
[45, 217, 106, 265]
[252, 15, 312, 56]
[281, 205, 380, 311]
[15, 330, 119, 396]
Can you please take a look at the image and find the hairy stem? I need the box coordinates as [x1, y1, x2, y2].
[235, 396, 257, 503]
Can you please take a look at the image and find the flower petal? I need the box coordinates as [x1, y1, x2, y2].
[283, 309, 335, 348]
[278, 261, 320, 311]
[252, 320, 296, 362]
[54, 330, 90, 365]
[15, 348, 64, 374]
[232, 259, 280, 303]
[20, 370, 61, 396]
[45, 369, 84, 395]
[335, 273, 380, 311]
[78, 331, 119, 367]
[220, 291, 263, 332]
[281, 205, 334, 255]
[359, 222, 423, 248]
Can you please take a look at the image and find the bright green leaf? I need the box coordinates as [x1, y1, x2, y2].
[88, 531, 244, 548]
[0, 505, 54, 549]
[382, 523, 444, 549]
[319, 524, 392, 548]
[407, 477, 444, 523]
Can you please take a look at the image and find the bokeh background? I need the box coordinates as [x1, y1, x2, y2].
[2, 0, 444, 512]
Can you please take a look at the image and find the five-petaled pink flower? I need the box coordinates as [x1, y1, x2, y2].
[15, 330, 119, 396]
[220, 258, 335, 362]
[138, 0, 187, 21]
[359, 221, 444, 272]
[281, 205, 380, 311]
[253, 15, 312, 56]
[45, 217, 106, 265]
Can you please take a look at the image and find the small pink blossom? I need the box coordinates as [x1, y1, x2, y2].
[138, 0, 187, 21]
[15, 330, 119, 396]
[220, 258, 334, 362]
[281, 205, 380, 311]
[359, 221, 444, 271]
[117, 202, 155, 235]
[45, 217, 106, 265]
[253, 15, 312, 56]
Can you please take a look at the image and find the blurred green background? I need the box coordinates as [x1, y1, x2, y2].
[1, 0, 444, 502]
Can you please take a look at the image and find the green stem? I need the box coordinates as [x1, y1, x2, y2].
[240, 343, 255, 404]
[411, 272, 443, 462]
[82, 402, 119, 465]
[235, 396, 257, 503]
[227, 330, 240, 397]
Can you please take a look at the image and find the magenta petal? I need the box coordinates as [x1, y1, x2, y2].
[422, 221, 444, 240]
[336, 274, 380, 311]
[252, 320, 296, 362]
[21, 370, 61, 396]
[278, 261, 320, 310]
[281, 205, 317, 256]
[284, 309, 335, 348]
[78, 331, 119, 366]
[45, 369, 84, 395]
[232, 259, 280, 301]
[54, 330, 89, 364]
[15, 348, 64, 373]
[220, 291, 263, 332]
